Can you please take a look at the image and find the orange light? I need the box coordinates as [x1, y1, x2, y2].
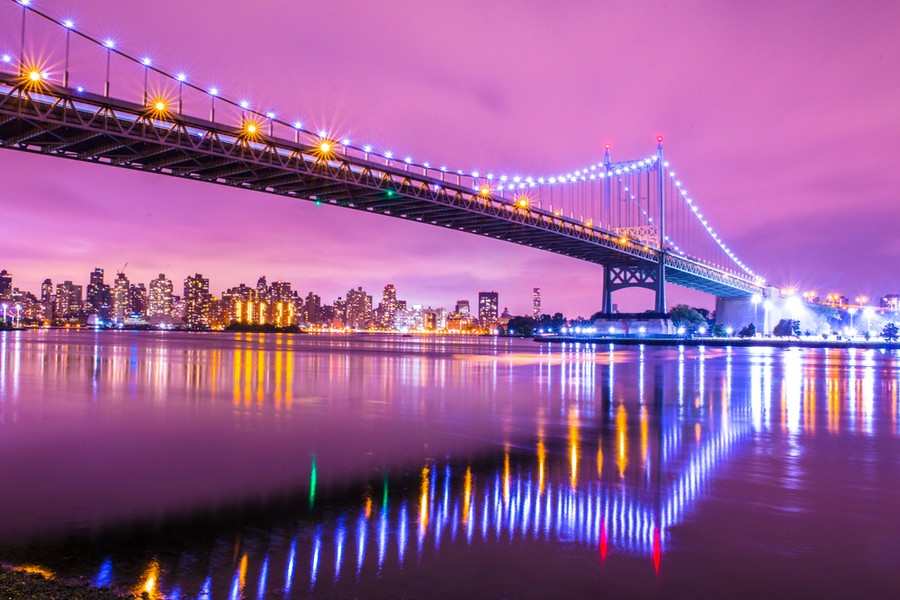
[318, 141, 331, 153]
[20, 64, 49, 89]
[619, 236, 628, 244]
[479, 186, 490, 197]
[246, 123, 258, 134]
[516, 197, 529, 209]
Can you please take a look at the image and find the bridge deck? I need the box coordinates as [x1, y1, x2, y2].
[0, 76, 761, 298]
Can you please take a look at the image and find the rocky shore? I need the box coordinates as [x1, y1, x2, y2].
[0, 566, 138, 599]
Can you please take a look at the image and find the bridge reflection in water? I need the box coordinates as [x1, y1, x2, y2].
[85, 376, 749, 598]
[86, 432, 745, 600]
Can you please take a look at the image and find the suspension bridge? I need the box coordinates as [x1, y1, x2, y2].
[0, 0, 766, 313]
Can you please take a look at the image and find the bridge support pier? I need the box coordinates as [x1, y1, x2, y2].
[715, 287, 781, 334]
[602, 263, 666, 316]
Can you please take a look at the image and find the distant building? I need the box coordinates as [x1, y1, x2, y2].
[825, 294, 849, 307]
[86, 268, 112, 322]
[881, 294, 900, 311]
[269, 280, 295, 326]
[455, 299, 470, 316]
[0, 269, 12, 299]
[478, 291, 499, 324]
[112, 272, 130, 323]
[433, 307, 448, 330]
[532, 287, 541, 318]
[303, 292, 321, 325]
[345, 286, 373, 329]
[40, 278, 53, 322]
[183, 273, 210, 329]
[380, 284, 399, 329]
[54, 280, 83, 321]
[148, 274, 174, 318]
[221, 283, 257, 324]
[129, 283, 148, 316]
[256, 276, 268, 302]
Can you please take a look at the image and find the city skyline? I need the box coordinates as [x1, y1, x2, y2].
[1, 1, 898, 315]
[0, 265, 545, 330]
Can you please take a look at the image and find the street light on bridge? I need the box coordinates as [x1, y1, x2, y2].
[103, 38, 115, 97]
[63, 18, 74, 87]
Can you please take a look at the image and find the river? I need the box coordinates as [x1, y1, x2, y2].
[1, 330, 899, 598]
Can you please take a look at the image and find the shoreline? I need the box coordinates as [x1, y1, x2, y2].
[534, 335, 900, 350]
[0, 565, 135, 599]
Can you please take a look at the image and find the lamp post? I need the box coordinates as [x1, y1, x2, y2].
[763, 300, 772, 336]
[141, 57, 151, 105]
[848, 307, 857, 336]
[18, 0, 28, 77]
[14, 304, 21, 327]
[103, 39, 115, 97]
[63, 19, 74, 87]
[1, 303, 7, 324]
[208, 87, 218, 122]
[176, 73, 187, 114]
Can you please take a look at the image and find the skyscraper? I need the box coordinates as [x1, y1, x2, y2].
[381, 284, 398, 328]
[303, 292, 321, 324]
[40, 279, 53, 322]
[112, 272, 130, 323]
[256, 276, 268, 302]
[345, 286, 373, 329]
[455, 300, 470, 316]
[86, 268, 112, 321]
[478, 291, 499, 324]
[148, 274, 174, 318]
[0, 270, 12, 299]
[54, 280, 83, 321]
[183, 273, 210, 329]
[270, 280, 295, 326]
[129, 283, 148, 316]
[532, 287, 541, 319]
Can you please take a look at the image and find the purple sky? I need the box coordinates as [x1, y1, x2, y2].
[2, 0, 899, 316]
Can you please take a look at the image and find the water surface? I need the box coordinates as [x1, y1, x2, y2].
[1, 331, 899, 598]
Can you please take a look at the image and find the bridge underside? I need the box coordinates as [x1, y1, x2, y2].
[0, 78, 761, 299]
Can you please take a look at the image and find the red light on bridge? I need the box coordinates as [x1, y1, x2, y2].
[657, 136, 664, 143]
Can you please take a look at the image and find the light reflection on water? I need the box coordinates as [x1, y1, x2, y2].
[2, 331, 900, 598]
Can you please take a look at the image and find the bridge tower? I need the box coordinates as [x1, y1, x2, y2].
[601, 138, 667, 315]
